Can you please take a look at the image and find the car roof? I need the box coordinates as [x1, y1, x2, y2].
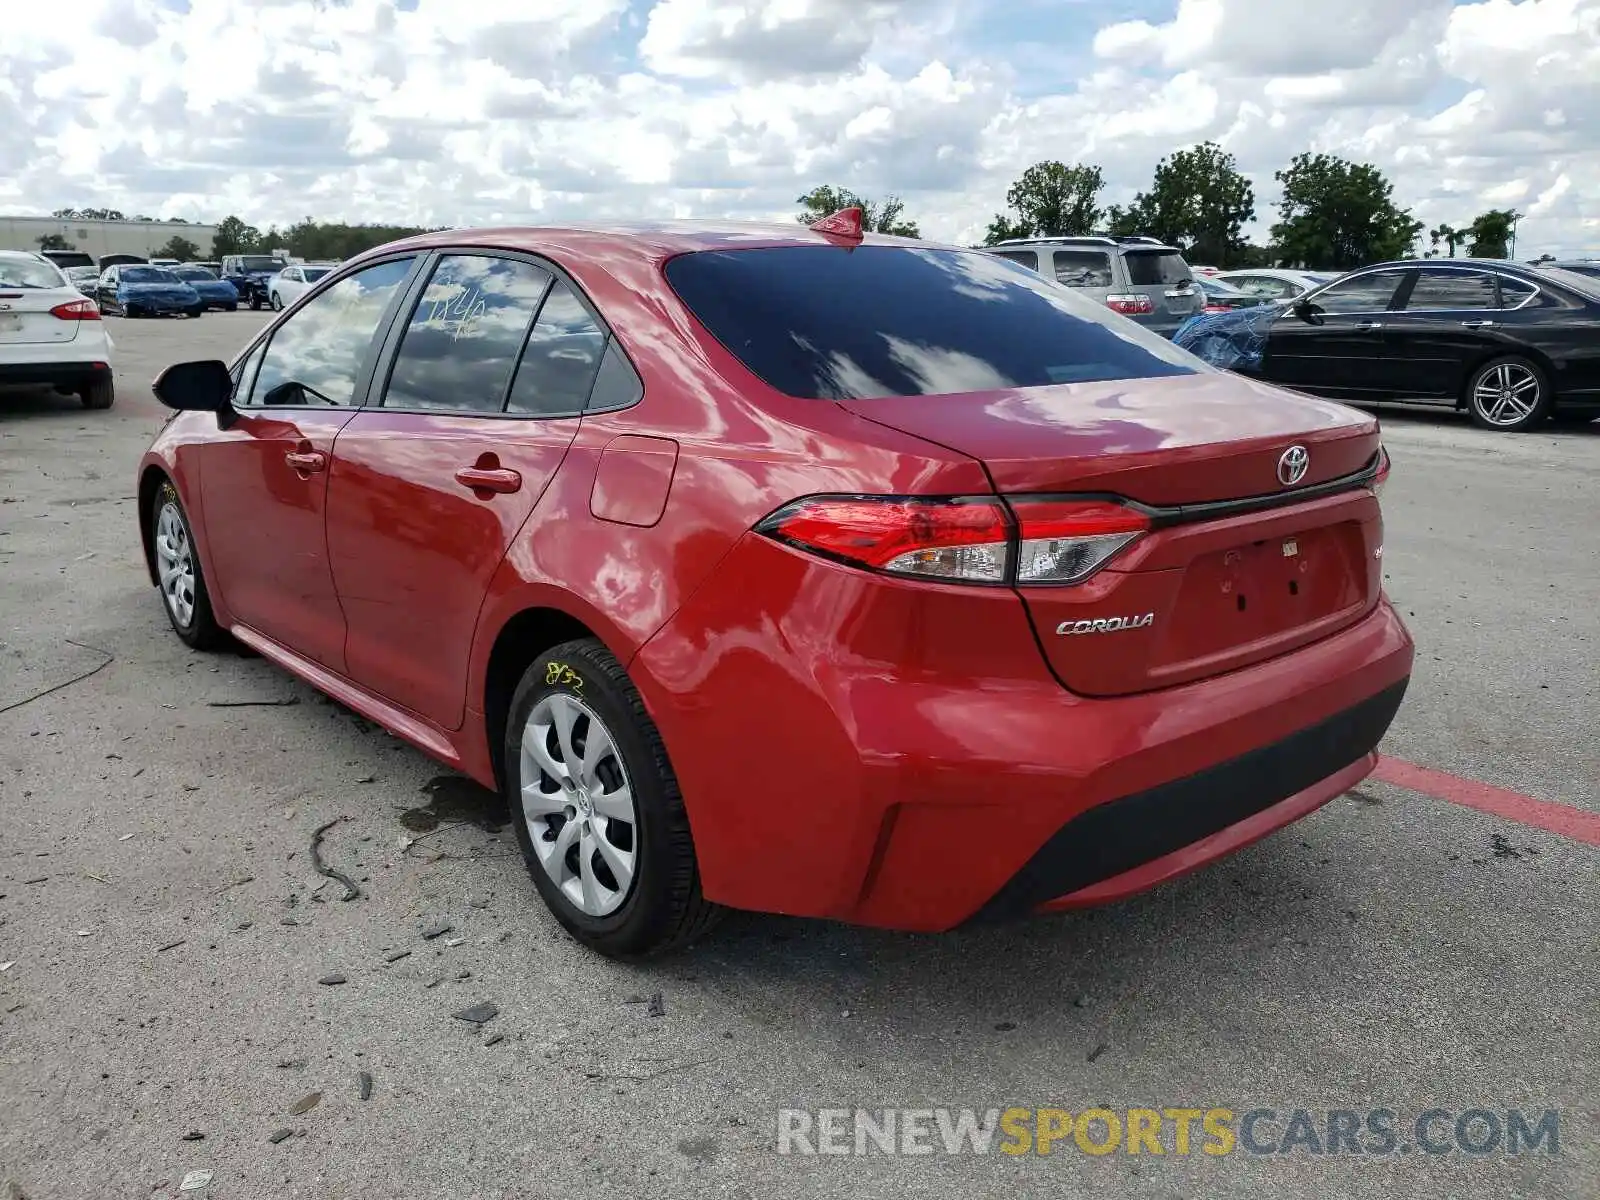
[363, 220, 943, 266]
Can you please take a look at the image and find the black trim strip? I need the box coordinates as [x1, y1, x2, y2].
[968, 678, 1409, 923]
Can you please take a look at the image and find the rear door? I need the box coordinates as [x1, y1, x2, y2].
[325, 252, 614, 729]
[199, 256, 419, 669]
[1382, 266, 1505, 401]
[1261, 269, 1410, 397]
[1120, 248, 1200, 335]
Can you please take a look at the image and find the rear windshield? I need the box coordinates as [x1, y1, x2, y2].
[0, 259, 65, 288]
[239, 257, 279, 271]
[1122, 250, 1192, 286]
[304, 267, 331, 282]
[664, 246, 1200, 400]
[45, 252, 96, 269]
[123, 267, 180, 283]
[173, 267, 216, 280]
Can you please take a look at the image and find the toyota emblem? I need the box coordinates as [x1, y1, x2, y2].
[1276, 445, 1310, 487]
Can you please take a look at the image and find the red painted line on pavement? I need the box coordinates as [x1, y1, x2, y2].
[1372, 756, 1600, 848]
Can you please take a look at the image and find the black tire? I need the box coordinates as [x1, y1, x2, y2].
[80, 377, 114, 410]
[1549, 409, 1595, 427]
[248, 294, 261, 311]
[226, 303, 238, 312]
[1466, 355, 1552, 432]
[189, 307, 203, 319]
[504, 638, 720, 958]
[149, 481, 225, 651]
[270, 292, 284, 312]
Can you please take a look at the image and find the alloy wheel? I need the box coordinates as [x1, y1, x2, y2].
[154, 501, 196, 627]
[1473, 362, 1541, 427]
[518, 692, 638, 917]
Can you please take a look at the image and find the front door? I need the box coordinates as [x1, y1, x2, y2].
[199, 256, 419, 670]
[1261, 268, 1412, 398]
[326, 254, 609, 729]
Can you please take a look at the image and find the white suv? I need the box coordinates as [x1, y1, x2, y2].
[984, 236, 1202, 338]
[0, 251, 116, 409]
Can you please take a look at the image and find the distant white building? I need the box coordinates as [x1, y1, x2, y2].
[0, 215, 220, 260]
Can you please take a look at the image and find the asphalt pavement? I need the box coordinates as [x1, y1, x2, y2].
[1, 312, 1595, 1199]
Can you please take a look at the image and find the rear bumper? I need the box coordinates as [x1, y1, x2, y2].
[633, 534, 1416, 931]
[0, 360, 111, 388]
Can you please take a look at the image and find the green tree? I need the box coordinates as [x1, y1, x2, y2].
[795, 186, 920, 237]
[52, 207, 126, 220]
[154, 234, 202, 262]
[1102, 142, 1255, 266]
[277, 218, 438, 260]
[1466, 209, 1520, 258]
[213, 215, 264, 257]
[1271, 153, 1423, 270]
[1429, 223, 1466, 257]
[984, 161, 1105, 243]
[37, 233, 74, 251]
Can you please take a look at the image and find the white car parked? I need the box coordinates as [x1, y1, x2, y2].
[1213, 269, 1341, 302]
[268, 263, 335, 311]
[0, 251, 115, 409]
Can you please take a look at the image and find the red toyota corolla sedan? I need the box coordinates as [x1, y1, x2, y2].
[137, 212, 1413, 957]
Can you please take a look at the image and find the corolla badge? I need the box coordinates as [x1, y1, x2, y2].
[1057, 613, 1155, 636]
[1277, 444, 1310, 487]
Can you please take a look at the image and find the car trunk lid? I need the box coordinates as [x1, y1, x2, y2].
[0, 291, 80, 345]
[840, 372, 1384, 696]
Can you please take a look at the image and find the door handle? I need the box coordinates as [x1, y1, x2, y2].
[1354, 321, 1385, 331]
[454, 466, 522, 494]
[285, 450, 327, 472]
[1460, 319, 1496, 328]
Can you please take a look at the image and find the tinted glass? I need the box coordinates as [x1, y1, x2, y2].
[1053, 250, 1113, 288]
[990, 250, 1038, 271]
[239, 257, 278, 272]
[665, 246, 1200, 400]
[173, 267, 215, 281]
[383, 254, 553, 413]
[304, 268, 331, 282]
[506, 281, 607, 416]
[1123, 251, 1191, 286]
[586, 341, 644, 412]
[1231, 275, 1290, 298]
[1498, 276, 1538, 306]
[1308, 270, 1406, 314]
[250, 257, 413, 407]
[1404, 269, 1500, 310]
[123, 267, 180, 284]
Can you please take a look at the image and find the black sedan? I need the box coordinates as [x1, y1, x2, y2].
[1240, 259, 1600, 431]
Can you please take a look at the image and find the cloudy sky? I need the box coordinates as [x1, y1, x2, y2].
[3, 0, 1597, 256]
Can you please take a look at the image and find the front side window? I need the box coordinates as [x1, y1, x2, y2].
[664, 245, 1200, 401]
[1053, 250, 1113, 288]
[1403, 269, 1500, 311]
[248, 257, 414, 407]
[506, 280, 608, 416]
[1306, 270, 1407, 315]
[383, 254, 553, 413]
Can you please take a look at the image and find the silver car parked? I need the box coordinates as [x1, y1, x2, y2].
[983, 236, 1202, 337]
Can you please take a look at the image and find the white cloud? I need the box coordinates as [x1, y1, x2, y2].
[1, 0, 1598, 257]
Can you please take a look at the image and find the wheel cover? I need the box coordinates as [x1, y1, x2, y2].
[1474, 362, 1540, 426]
[155, 501, 196, 627]
[519, 692, 638, 917]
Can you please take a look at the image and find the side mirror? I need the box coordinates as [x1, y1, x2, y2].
[1292, 297, 1325, 325]
[153, 360, 233, 412]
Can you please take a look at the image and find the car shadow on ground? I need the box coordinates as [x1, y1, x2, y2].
[1362, 400, 1599, 434]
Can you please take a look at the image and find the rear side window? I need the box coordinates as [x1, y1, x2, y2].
[382, 254, 553, 413]
[990, 250, 1038, 271]
[1123, 251, 1191, 286]
[1404, 269, 1499, 310]
[506, 281, 607, 416]
[1052, 250, 1112, 288]
[664, 245, 1199, 400]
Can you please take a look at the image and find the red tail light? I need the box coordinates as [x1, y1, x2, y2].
[756, 496, 1149, 586]
[1370, 445, 1391, 498]
[50, 299, 100, 321]
[757, 497, 1010, 583]
[1106, 294, 1154, 316]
